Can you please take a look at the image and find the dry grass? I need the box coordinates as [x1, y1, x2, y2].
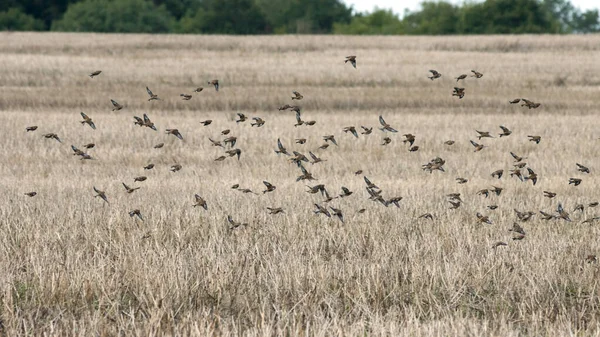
[0, 32, 600, 336]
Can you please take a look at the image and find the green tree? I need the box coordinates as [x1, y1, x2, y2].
[403, 1, 459, 34]
[255, 0, 352, 33]
[52, 0, 174, 33]
[179, 0, 268, 34]
[333, 8, 403, 35]
[0, 7, 45, 31]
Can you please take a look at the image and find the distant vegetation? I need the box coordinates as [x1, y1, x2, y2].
[0, 0, 598, 34]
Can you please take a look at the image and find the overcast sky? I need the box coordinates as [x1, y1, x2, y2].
[343, 0, 599, 15]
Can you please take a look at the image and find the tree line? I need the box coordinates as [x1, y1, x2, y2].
[0, 0, 598, 34]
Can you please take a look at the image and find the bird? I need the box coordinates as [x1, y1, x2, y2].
[476, 130, 493, 139]
[491, 169, 504, 179]
[193, 194, 208, 210]
[144, 164, 154, 170]
[509, 98, 521, 104]
[214, 156, 226, 161]
[313, 204, 331, 217]
[110, 99, 123, 111]
[539, 211, 555, 220]
[470, 140, 484, 152]
[428, 70, 442, 80]
[43, 133, 61, 143]
[418, 213, 434, 220]
[569, 178, 582, 186]
[487, 205, 498, 210]
[318, 144, 329, 150]
[339, 187, 353, 198]
[510, 152, 526, 162]
[146, 87, 159, 101]
[223, 136, 237, 147]
[409, 146, 419, 152]
[576, 163, 590, 173]
[236, 113, 247, 123]
[381, 137, 391, 146]
[292, 91, 303, 100]
[477, 189, 490, 198]
[491, 186, 503, 196]
[194, 87, 204, 93]
[525, 168, 537, 185]
[251, 117, 265, 127]
[26, 126, 38, 132]
[267, 207, 285, 215]
[278, 104, 292, 111]
[343, 126, 359, 138]
[71, 145, 85, 156]
[543, 191, 557, 198]
[452, 87, 465, 99]
[180, 94, 192, 100]
[514, 209, 535, 222]
[200, 120, 212, 126]
[455, 74, 467, 82]
[403, 134, 416, 146]
[80, 112, 96, 130]
[510, 169, 523, 182]
[354, 170, 363, 175]
[387, 196, 403, 208]
[330, 206, 344, 223]
[154, 143, 164, 149]
[294, 111, 304, 127]
[476, 212, 492, 225]
[208, 80, 219, 91]
[345, 55, 356, 68]
[89, 70, 102, 78]
[226, 148, 242, 160]
[379, 115, 398, 132]
[499, 125, 512, 137]
[521, 98, 541, 109]
[134, 176, 147, 182]
[122, 183, 140, 194]
[557, 203, 572, 222]
[492, 241, 508, 249]
[25, 192, 37, 197]
[444, 140, 455, 145]
[83, 143, 95, 149]
[93, 187, 108, 203]
[323, 135, 337, 145]
[227, 216, 247, 230]
[275, 139, 289, 155]
[129, 209, 144, 221]
[262, 181, 276, 193]
[528, 135, 541, 144]
[170, 164, 182, 172]
[456, 178, 468, 184]
[361, 126, 373, 135]
[295, 138, 306, 144]
[141, 114, 157, 130]
[471, 70, 483, 78]
[165, 129, 183, 140]
[221, 129, 230, 135]
[309, 152, 325, 164]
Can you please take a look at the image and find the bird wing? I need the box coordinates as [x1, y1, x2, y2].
[263, 181, 272, 188]
[93, 186, 100, 194]
[80, 112, 89, 120]
[146, 87, 153, 97]
[71, 145, 80, 153]
[470, 140, 479, 147]
[111, 99, 119, 107]
[143, 114, 150, 123]
[295, 110, 302, 123]
[309, 152, 318, 161]
[175, 131, 183, 140]
[277, 138, 284, 151]
[122, 182, 130, 190]
[378, 115, 386, 126]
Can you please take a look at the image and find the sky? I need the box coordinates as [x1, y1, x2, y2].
[343, 0, 599, 15]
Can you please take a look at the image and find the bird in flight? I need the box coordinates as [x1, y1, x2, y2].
[80, 112, 96, 130]
[89, 70, 102, 78]
[193, 194, 208, 210]
[146, 87, 160, 101]
[292, 91, 303, 100]
[345, 55, 357, 68]
[93, 186, 108, 203]
[428, 70, 441, 80]
[379, 115, 398, 133]
[208, 79, 219, 91]
[110, 99, 123, 111]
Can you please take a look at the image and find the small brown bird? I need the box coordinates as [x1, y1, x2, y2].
[267, 207, 285, 215]
[476, 212, 492, 224]
[139, 114, 157, 130]
[343, 126, 359, 138]
[576, 163, 590, 174]
[510, 152, 526, 162]
[418, 213, 434, 220]
[488, 205, 498, 210]
[456, 178, 468, 184]
[499, 125, 512, 137]
[330, 206, 344, 223]
[25, 192, 37, 197]
[444, 140, 455, 145]
[129, 209, 144, 221]
[306, 120, 317, 126]
[80, 112, 96, 130]
[477, 189, 490, 198]
[313, 203, 331, 217]
[144, 164, 154, 170]
[93, 186, 108, 203]
[449, 200, 462, 209]
[110, 99, 123, 111]
[509, 98, 521, 104]
[170, 164, 182, 172]
[514, 209, 535, 222]
[409, 146, 419, 152]
[491, 186, 503, 196]
[452, 87, 465, 99]
[455, 74, 467, 82]
[165, 129, 183, 140]
[514, 162, 527, 169]
[275, 138, 289, 155]
[194, 87, 204, 93]
[345, 55, 357, 68]
[589, 202, 599, 208]
[544, 191, 557, 198]
[146, 87, 160, 101]
[387, 196, 403, 208]
[200, 120, 212, 126]
[193, 194, 208, 210]
[221, 129, 230, 135]
[586, 255, 598, 263]
[278, 104, 292, 111]
[251, 117, 265, 127]
[381, 137, 391, 146]
[539, 211, 555, 220]
[491, 169, 504, 179]
[323, 135, 337, 145]
[214, 156, 226, 161]
[521, 98, 541, 109]
[295, 138, 306, 144]
[223, 136, 237, 147]
[122, 183, 140, 194]
[180, 94, 192, 100]
[471, 70, 483, 78]
[557, 203, 571, 222]
[573, 204, 584, 212]
[379, 115, 398, 133]
[354, 170, 363, 175]
[470, 140, 484, 152]
[83, 143, 95, 149]
[43, 133, 61, 143]
[236, 113, 247, 123]
[528, 135, 541, 144]
[309, 151, 325, 164]
[134, 176, 147, 182]
[227, 215, 247, 230]
[403, 134, 416, 146]
[361, 126, 373, 135]
[208, 80, 219, 91]
[492, 241, 508, 249]
[292, 91, 303, 100]
[525, 168, 537, 185]
[263, 181, 276, 193]
[428, 69, 442, 80]
[226, 148, 242, 160]
[89, 70, 102, 78]
[339, 187, 353, 198]
[209, 138, 223, 148]
[318, 143, 329, 150]
[231, 184, 240, 189]
[154, 143, 164, 149]
[476, 130, 493, 139]
[510, 168, 523, 182]
[26, 126, 38, 132]
[569, 178, 582, 186]
[71, 145, 85, 156]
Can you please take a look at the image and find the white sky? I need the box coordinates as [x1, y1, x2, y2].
[343, 0, 599, 15]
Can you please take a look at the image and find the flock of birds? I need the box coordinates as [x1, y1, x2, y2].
[21, 56, 596, 262]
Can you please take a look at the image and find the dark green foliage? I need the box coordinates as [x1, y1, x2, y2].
[0, 7, 45, 31]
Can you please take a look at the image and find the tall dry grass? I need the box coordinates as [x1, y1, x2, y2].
[0, 32, 599, 336]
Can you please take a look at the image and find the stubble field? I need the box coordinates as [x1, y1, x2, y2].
[1, 32, 600, 336]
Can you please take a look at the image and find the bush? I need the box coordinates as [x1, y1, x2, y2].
[0, 7, 45, 31]
[52, 0, 175, 33]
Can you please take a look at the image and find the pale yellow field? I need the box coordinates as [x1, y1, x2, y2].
[0, 32, 600, 336]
